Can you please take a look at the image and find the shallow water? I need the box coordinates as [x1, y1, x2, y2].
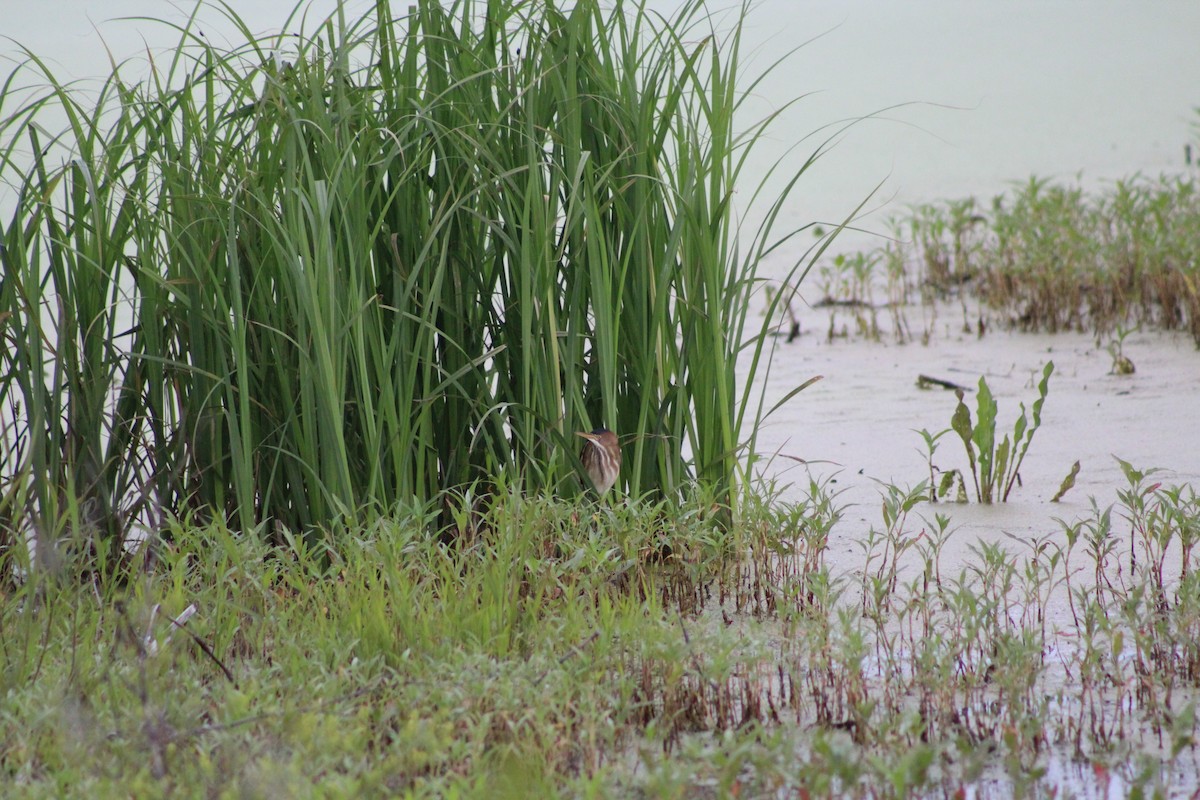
[717, 0, 1200, 245]
[5, 0, 1199, 254]
[749, 307, 1200, 544]
[730, 302, 1200, 797]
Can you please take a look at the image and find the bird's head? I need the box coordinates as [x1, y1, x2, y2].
[575, 427, 618, 448]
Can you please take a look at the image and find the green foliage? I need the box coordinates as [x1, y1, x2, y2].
[0, 0, 822, 560]
[1106, 324, 1138, 375]
[1050, 459, 1080, 503]
[2, 461, 1199, 795]
[838, 175, 1200, 345]
[949, 361, 1053, 503]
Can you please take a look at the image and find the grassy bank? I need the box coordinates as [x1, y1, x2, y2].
[4, 472, 1200, 797]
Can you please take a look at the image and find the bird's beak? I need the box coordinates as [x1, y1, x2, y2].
[575, 432, 598, 442]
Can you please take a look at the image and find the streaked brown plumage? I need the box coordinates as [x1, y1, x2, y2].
[576, 427, 621, 495]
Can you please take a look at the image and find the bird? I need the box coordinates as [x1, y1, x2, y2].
[576, 427, 621, 495]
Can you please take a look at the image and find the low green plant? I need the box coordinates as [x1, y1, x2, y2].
[1105, 324, 1138, 375]
[1050, 459, 1081, 503]
[4, 459, 1200, 796]
[949, 361, 1054, 503]
[913, 427, 967, 503]
[827, 174, 1200, 344]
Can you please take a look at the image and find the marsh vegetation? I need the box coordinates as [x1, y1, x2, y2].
[5, 469, 1200, 797]
[0, 0, 830, 570]
[798, 173, 1200, 348]
[2, 0, 1199, 797]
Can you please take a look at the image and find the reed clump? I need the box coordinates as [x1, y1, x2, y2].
[0, 0, 816, 565]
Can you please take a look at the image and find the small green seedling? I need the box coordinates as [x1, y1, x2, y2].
[950, 361, 1054, 503]
[1051, 460, 1081, 503]
[1105, 324, 1137, 375]
[914, 427, 967, 503]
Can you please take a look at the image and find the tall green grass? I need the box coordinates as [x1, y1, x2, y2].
[0, 0, 826, 566]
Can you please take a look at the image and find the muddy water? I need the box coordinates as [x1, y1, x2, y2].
[668, 0, 1200, 261]
[6, 1, 1199, 231]
[5, 2, 1199, 275]
[730, 301, 1200, 797]
[751, 310, 1200, 551]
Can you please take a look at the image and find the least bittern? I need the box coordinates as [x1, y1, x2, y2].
[576, 427, 621, 495]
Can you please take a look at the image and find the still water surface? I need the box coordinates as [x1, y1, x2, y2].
[4, 0, 1199, 261]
